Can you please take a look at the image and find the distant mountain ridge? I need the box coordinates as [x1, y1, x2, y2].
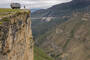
[32, 0, 90, 17]
[31, 8, 42, 13]
[72, 0, 90, 3]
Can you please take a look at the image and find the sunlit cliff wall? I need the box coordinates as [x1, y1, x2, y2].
[0, 9, 33, 60]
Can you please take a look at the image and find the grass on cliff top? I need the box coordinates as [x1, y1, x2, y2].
[0, 8, 20, 17]
[34, 46, 54, 60]
[0, 8, 30, 24]
[0, 8, 30, 13]
[0, 8, 30, 17]
[0, 8, 20, 12]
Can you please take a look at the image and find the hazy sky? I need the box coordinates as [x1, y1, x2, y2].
[0, 0, 72, 9]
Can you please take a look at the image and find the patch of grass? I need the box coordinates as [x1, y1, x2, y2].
[0, 8, 20, 13]
[34, 46, 54, 60]
[0, 8, 30, 17]
[2, 17, 10, 22]
[0, 22, 3, 24]
[0, 17, 10, 25]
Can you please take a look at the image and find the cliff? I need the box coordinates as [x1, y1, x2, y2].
[0, 9, 33, 60]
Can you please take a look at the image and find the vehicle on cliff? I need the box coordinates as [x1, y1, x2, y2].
[10, 3, 21, 9]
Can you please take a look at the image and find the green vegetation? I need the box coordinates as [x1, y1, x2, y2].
[2, 17, 10, 21]
[0, 8, 20, 13]
[0, 17, 10, 25]
[0, 8, 29, 17]
[0, 8, 20, 17]
[0, 22, 3, 24]
[0, 8, 30, 25]
[34, 46, 54, 60]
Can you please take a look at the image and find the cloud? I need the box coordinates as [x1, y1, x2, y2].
[0, 0, 72, 9]
[30, 0, 72, 8]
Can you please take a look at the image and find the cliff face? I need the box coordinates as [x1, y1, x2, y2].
[0, 9, 33, 60]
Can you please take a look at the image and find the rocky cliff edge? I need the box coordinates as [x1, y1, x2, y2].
[0, 8, 33, 60]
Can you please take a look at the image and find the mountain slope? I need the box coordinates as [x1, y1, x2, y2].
[36, 12, 90, 60]
[32, 0, 90, 17]
[31, 0, 90, 40]
[34, 46, 54, 60]
[32, 0, 90, 60]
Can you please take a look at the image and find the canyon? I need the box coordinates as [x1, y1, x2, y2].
[32, 0, 90, 60]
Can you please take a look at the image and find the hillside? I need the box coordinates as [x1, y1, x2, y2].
[34, 46, 54, 60]
[31, 0, 90, 60]
[31, 0, 90, 41]
[36, 12, 90, 60]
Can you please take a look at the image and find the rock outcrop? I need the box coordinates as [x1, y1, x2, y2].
[0, 9, 33, 60]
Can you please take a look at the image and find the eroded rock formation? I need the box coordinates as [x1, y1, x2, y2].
[0, 10, 33, 60]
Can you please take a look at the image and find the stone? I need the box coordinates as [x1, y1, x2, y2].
[0, 10, 33, 60]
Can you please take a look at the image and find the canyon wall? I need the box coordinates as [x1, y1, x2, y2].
[0, 10, 33, 60]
